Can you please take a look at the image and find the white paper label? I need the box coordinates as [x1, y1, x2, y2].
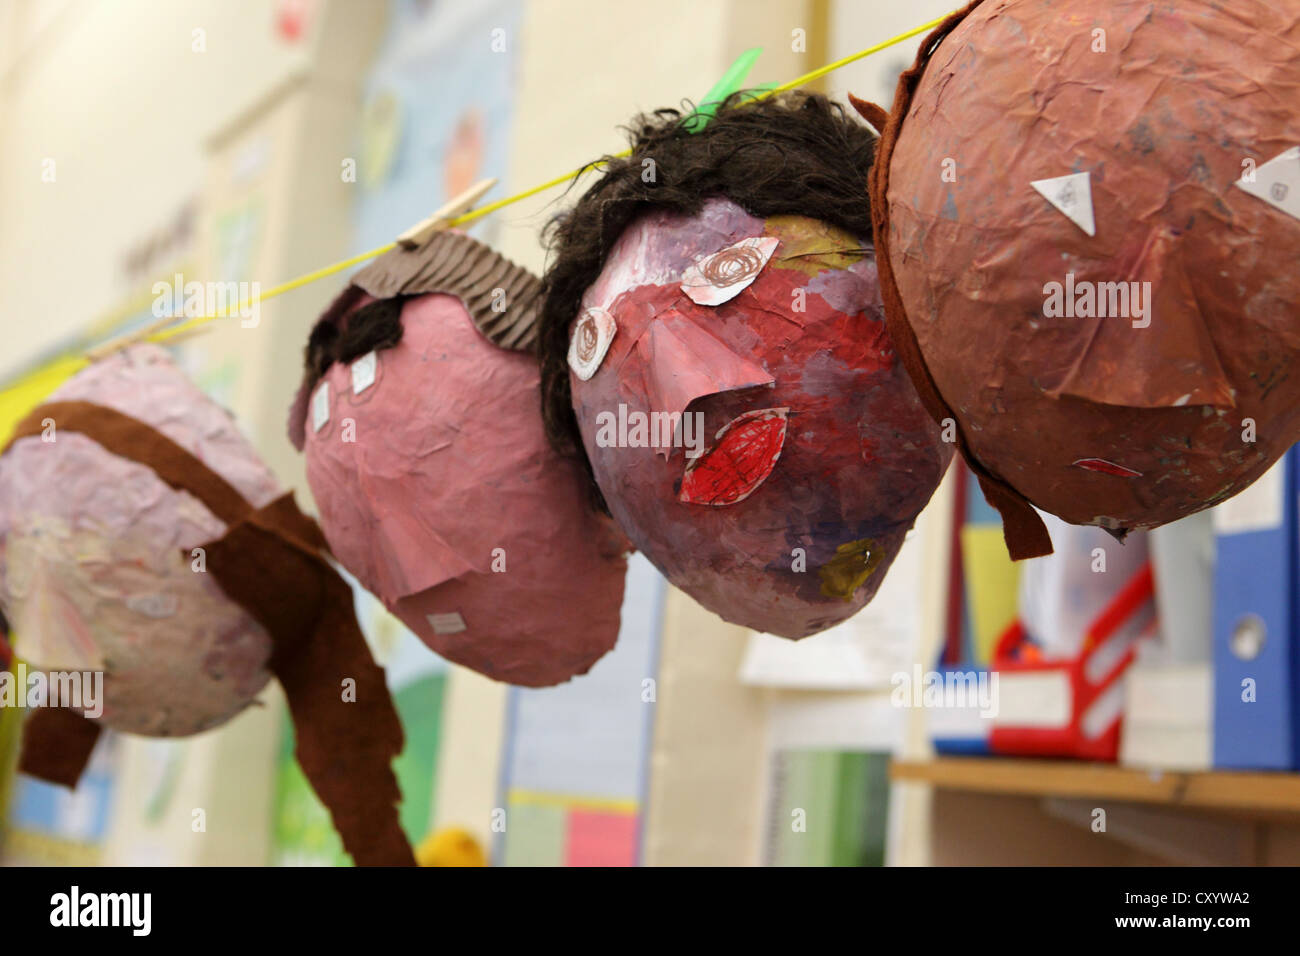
[311, 382, 330, 432]
[1031, 171, 1096, 237]
[1211, 456, 1286, 535]
[1236, 146, 1300, 222]
[351, 351, 377, 394]
[126, 593, 179, 619]
[426, 611, 466, 635]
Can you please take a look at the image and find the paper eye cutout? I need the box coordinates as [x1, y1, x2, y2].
[351, 351, 378, 395]
[567, 307, 617, 380]
[679, 407, 788, 506]
[311, 381, 332, 435]
[680, 236, 780, 306]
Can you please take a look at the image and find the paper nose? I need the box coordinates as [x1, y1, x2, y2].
[636, 309, 773, 419]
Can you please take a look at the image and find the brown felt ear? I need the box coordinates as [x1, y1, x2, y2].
[847, 93, 889, 134]
[19, 707, 102, 788]
[866, 0, 1053, 561]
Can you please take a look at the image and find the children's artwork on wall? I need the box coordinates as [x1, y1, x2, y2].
[538, 93, 952, 640]
[866, 0, 1300, 559]
[496, 552, 664, 866]
[763, 749, 891, 867]
[352, 0, 520, 250]
[0, 347, 414, 865]
[3, 733, 119, 866]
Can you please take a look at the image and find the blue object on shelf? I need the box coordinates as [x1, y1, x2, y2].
[1212, 446, 1300, 770]
[927, 664, 994, 756]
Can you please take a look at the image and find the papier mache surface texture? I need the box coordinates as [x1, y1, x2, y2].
[0, 347, 278, 735]
[868, 0, 1300, 558]
[567, 197, 951, 639]
[291, 231, 628, 687]
[1, 346, 415, 864]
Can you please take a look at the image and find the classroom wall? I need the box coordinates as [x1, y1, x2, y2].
[823, 0, 958, 109]
[0, 0, 321, 379]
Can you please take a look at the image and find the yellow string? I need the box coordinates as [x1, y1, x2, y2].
[152, 242, 398, 344]
[147, 13, 945, 345]
[760, 15, 945, 96]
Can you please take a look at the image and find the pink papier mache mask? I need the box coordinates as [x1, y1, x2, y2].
[289, 231, 628, 686]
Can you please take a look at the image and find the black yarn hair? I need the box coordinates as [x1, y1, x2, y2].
[301, 295, 410, 396]
[537, 90, 877, 506]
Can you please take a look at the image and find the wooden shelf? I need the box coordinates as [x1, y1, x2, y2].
[891, 756, 1300, 815]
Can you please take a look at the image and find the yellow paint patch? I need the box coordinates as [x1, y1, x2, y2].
[765, 215, 868, 277]
[818, 537, 884, 600]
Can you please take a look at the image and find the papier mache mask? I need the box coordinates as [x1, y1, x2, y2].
[867, 0, 1300, 558]
[539, 93, 953, 639]
[0, 347, 413, 865]
[289, 230, 628, 686]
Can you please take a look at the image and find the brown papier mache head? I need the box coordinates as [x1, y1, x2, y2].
[864, 0, 1300, 560]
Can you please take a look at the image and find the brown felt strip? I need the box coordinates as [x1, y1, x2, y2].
[18, 706, 102, 788]
[866, 0, 1053, 560]
[204, 494, 413, 867]
[847, 93, 889, 134]
[6, 401, 251, 527]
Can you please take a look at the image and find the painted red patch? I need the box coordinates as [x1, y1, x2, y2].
[679, 408, 788, 506]
[1072, 457, 1143, 478]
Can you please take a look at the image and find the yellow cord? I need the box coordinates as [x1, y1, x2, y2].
[147, 13, 945, 345]
[760, 15, 945, 96]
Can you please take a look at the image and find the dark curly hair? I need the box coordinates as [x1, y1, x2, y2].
[538, 90, 878, 507]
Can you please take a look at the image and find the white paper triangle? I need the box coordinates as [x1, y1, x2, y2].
[1235, 146, 1300, 222]
[1031, 171, 1096, 237]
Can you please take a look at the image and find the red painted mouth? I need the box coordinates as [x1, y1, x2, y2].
[679, 408, 788, 506]
[1071, 457, 1143, 478]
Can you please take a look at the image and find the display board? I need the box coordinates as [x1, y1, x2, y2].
[497, 554, 666, 866]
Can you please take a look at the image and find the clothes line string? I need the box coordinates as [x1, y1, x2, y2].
[145, 12, 948, 347]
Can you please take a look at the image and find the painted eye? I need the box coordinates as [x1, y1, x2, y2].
[567, 307, 617, 380]
[680, 236, 780, 306]
[679, 408, 788, 506]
